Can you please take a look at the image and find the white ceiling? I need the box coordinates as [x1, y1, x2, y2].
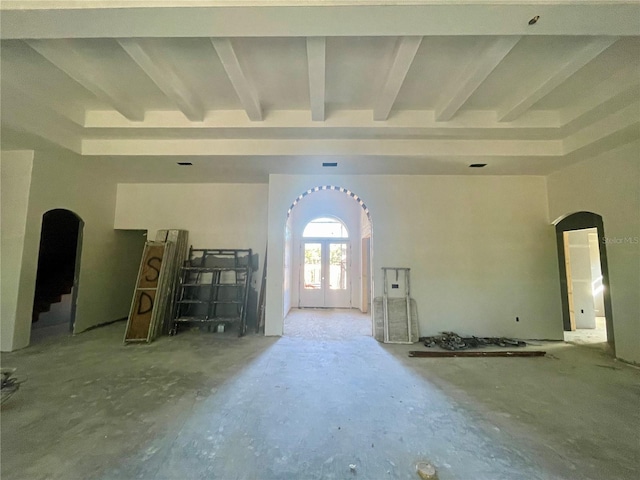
[1, 1, 639, 182]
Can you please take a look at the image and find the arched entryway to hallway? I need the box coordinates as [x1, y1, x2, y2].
[282, 186, 373, 338]
[31, 209, 84, 342]
[554, 211, 614, 353]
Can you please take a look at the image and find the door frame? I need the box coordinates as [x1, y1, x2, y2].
[555, 212, 614, 352]
[562, 231, 577, 331]
[69, 221, 84, 333]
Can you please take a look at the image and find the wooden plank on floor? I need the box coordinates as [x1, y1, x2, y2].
[408, 350, 546, 358]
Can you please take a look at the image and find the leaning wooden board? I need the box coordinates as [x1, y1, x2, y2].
[124, 242, 167, 342]
[408, 350, 546, 358]
[154, 229, 189, 338]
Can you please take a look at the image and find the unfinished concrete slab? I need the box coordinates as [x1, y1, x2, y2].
[564, 317, 608, 345]
[284, 308, 372, 339]
[1, 318, 638, 480]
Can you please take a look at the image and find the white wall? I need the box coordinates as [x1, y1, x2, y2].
[1, 150, 145, 351]
[548, 141, 640, 364]
[266, 174, 562, 340]
[288, 189, 362, 309]
[115, 183, 269, 325]
[1, 150, 34, 351]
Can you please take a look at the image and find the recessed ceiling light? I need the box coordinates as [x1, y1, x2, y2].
[177, 162, 193, 166]
[322, 162, 338, 167]
[469, 163, 487, 168]
[528, 15, 540, 25]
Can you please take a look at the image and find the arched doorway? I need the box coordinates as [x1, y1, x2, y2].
[31, 209, 84, 337]
[282, 186, 373, 337]
[554, 211, 614, 352]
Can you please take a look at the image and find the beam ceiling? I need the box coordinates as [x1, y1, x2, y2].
[1, 1, 639, 177]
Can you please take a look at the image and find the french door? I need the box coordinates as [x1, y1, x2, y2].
[299, 240, 350, 308]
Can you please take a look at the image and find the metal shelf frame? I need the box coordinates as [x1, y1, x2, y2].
[172, 248, 252, 336]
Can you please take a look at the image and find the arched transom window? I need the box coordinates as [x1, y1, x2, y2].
[302, 217, 349, 238]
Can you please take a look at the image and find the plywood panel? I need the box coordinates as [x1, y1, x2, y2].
[124, 242, 165, 342]
[138, 244, 164, 288]
[126, 289, 157, 340]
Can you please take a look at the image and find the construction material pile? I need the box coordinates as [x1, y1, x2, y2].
[420, 332, 526, 351]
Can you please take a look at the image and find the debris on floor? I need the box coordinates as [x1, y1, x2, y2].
[420, 331, 526, 350]
[1, 368, 25, 405]
[409, 350, 546, 358]
[416, 461, 438, 479]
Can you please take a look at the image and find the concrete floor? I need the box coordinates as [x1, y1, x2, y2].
[1, 310, 639, 480]
[563, 317, 608, 345]
[284, 308, 372, 339]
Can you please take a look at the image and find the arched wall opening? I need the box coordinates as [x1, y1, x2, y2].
[282, 186, 373, 336]
[31, 209, 84, 338]
[554, 211, 614, 353]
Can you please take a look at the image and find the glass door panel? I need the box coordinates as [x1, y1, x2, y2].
[303, 243, 322, 290]
[329, 243, 348, 290]
[299, 242, 324, 307]
[324, 241, 351, 308]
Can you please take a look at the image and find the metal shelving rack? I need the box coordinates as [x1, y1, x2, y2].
[171, 248, 252, 337]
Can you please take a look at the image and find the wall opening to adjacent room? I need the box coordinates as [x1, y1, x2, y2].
[31, 209, 84, 342]
[282, 186, 373, 338]
[555, 212, 614, 351]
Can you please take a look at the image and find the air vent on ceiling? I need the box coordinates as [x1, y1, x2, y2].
[322, 162, 338, 167]
[177, 162, 193, 166]
[469, 163, 487, 168]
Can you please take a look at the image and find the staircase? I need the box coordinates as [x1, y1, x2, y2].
[32, 271, 74, 324]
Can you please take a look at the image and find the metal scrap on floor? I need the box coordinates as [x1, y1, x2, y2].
[420, 331, 527, 351]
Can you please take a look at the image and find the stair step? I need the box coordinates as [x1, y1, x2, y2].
[37, 304, 51, 314]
